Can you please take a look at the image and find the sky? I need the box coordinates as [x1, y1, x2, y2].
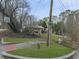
[28, 0, 79, 19]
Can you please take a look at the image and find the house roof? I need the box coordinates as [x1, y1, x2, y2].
[32, 26, 44, 29]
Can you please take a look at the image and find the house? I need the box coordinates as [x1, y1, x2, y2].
[31, 26, 44, 35]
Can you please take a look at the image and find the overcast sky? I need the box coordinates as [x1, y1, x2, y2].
[28, 0, 79, 19]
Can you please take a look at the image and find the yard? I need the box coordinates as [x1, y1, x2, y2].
[40, 34, 63, 41]
[8, 43, 73, 58]
[4, 34, 63, 43]
[5, 34, 73, 58]
[4, 37, 40, 43]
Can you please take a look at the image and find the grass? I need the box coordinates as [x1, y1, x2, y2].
[4, 34, 63, 43]
[6, 34, 73, 58]
[4, 37, 40, 43]
[8, 43, 73, 58]
[4, 34, 60, 43]
[40, 34, 63, 41]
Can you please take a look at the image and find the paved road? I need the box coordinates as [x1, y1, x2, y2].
[0, 52, 4, 59]
[69, 49, 79, 59]
[1, 41, 78, 59]
[0, 56, 4, 59]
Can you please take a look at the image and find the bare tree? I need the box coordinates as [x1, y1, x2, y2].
[0, 0, 29, 32]
[65, 11, 79, 48]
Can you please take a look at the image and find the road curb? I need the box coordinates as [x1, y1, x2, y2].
[2, 51, 76, 59]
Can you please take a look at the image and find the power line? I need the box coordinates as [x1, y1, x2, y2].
[59, 0, 67, 11]
[56, 0, 64, 12]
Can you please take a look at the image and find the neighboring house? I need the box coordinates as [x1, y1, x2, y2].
[52, 16, 61, 23]
[59, 10, 72, 23]
[28, 25, 44, 35]
[43, 16, 61, 24]
[32, 25, 44, 34]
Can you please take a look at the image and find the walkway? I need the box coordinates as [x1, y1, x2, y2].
[0, 41, 46, 59]
[70, 49, 79, 59]
[3, 41, 46, 51]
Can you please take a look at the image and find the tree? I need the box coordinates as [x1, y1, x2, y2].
[20, 15, 38, 33]
[0, 0, 29, 32]
[59, 10, 72, 35]
[65, 10, 79, 47]
[52, 21, 65, 35]
[38, 18, 48, 31]
[59, 10, 72, 20]
[42, 21, 47, 28]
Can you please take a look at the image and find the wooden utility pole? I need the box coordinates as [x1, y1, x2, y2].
[47, 0, 53, 46]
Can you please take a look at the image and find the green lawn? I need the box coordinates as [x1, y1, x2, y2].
[4, 37, 40, 43]
[8, 43, 73, 58]
[40, 34, 63, 41]
[4, 34, 63, 43]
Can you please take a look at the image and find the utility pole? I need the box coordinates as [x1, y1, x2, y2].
[47, 0, 53, 47]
